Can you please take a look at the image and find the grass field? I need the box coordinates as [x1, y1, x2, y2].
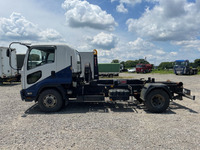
[124, 69, 174, 74]
[151, 69, 174, 74]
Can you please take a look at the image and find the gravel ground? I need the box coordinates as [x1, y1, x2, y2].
[0, 73, 200, 150]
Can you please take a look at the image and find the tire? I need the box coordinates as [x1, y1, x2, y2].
[38, 89, 63, 112]
[145, 90, 170, 113]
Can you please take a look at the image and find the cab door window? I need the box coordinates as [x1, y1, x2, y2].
[27, 47, 55, 70]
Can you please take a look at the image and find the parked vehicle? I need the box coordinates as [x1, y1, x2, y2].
[136, 64, 152, 73]
[128, 67, 136, 73]
[98, 63, 120, 77]
[0, 47, 20, 84]
[174, 60, 198, 75]
[120, 64, 127, 72]
[7, 42, 195, 113]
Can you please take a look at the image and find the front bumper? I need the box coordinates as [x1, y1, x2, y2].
[20, 89, 35, 102]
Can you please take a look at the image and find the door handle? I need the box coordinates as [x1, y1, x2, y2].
[51, 71, 56, 77]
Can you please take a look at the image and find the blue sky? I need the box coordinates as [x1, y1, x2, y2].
[0, 0, 199, 65]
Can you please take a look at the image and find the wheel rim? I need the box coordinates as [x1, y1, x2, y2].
[151, 94, 165, 109]
[43, 94, 57, 108]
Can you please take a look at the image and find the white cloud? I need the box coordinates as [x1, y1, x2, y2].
[126, 0, 200, 41]
[170, 52, 177, 56]
[0, 12, 64, 42]
[174, 40, 200, 51]
[89, 32, 119, 50]
[156, 50, 166, 55]
[128, 38, 155, 50]
[116, 3, 128, 13]
[112, 38, 180, 65]
[39, 29, 63, 41]
[120, 0, 142, 5]
[113, 0, 142, 13]
[62, 0, 117, 31]
[92, 37, 182, 65]
[145, 0, 159, 2]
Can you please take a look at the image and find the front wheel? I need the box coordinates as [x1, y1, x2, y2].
[38, 89, 63, 112]
[145, 90, 170, 113]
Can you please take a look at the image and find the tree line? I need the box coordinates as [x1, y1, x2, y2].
[111, 59, 200, 69]
[157, 59, 200, 69]
[111, 59, 150, 68]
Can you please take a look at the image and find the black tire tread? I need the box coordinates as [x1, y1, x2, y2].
[145, 89, 170, 113]
[38, 89, 63, 112]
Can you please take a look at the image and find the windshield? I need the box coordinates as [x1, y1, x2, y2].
[136, 65, 145, 68]
[27, 47, 55, 70]
[175, 61, 187, 66]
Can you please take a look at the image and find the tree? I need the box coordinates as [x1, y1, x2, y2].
[189, 62, 196, 68]
[125, 60, 135, 68]
[194, 59, 200, 67]
[111, 59, 119, 63]
[120, 61, 125, 68]
[158, 62, 174, 69]
[124, 59, 150, 68]
[110, 59, 150, 69]
[137, 59, 149, 64]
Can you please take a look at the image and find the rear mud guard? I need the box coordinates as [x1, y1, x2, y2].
[140, 83, 172, 101]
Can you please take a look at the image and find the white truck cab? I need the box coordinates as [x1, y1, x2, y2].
[19, 44, 81, 102]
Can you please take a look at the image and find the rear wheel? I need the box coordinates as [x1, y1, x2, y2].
[38, 89, 63, 112]
[145, 90, 170, 113]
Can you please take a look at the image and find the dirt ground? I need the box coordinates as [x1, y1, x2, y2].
[0, 73, 200, 149]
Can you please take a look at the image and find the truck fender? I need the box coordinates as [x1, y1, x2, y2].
[140, 83, 172, 101]
[36, 85, 68, 101]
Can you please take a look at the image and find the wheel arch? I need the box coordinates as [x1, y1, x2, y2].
[140, 83, 172, 101]
[36, 84, 68, 102]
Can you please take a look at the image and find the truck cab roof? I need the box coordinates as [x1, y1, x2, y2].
[30, 43, 75, 49]
[175, 60, 189, 62]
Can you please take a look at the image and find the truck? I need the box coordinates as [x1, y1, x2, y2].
[136, 64, 152, 73]
[174, 60, 198, 75]
[98, 63, 120, 77]
[0, 47, 20, 84]
[7, 42, 195, 113]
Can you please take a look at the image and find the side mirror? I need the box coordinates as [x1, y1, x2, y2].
[6, 49, 10, 57]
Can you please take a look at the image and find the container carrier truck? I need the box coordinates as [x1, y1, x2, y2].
[7, 42, 195, 113]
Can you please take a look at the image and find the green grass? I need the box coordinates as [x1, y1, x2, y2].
[151, 69, 174, 74]
[99, 76, 133, 79]
[124, 69, 174, 74]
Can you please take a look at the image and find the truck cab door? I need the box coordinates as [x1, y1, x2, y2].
[23, 46, 56, 90]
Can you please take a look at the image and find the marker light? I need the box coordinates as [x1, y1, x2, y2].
[93, 49, 97, 55]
